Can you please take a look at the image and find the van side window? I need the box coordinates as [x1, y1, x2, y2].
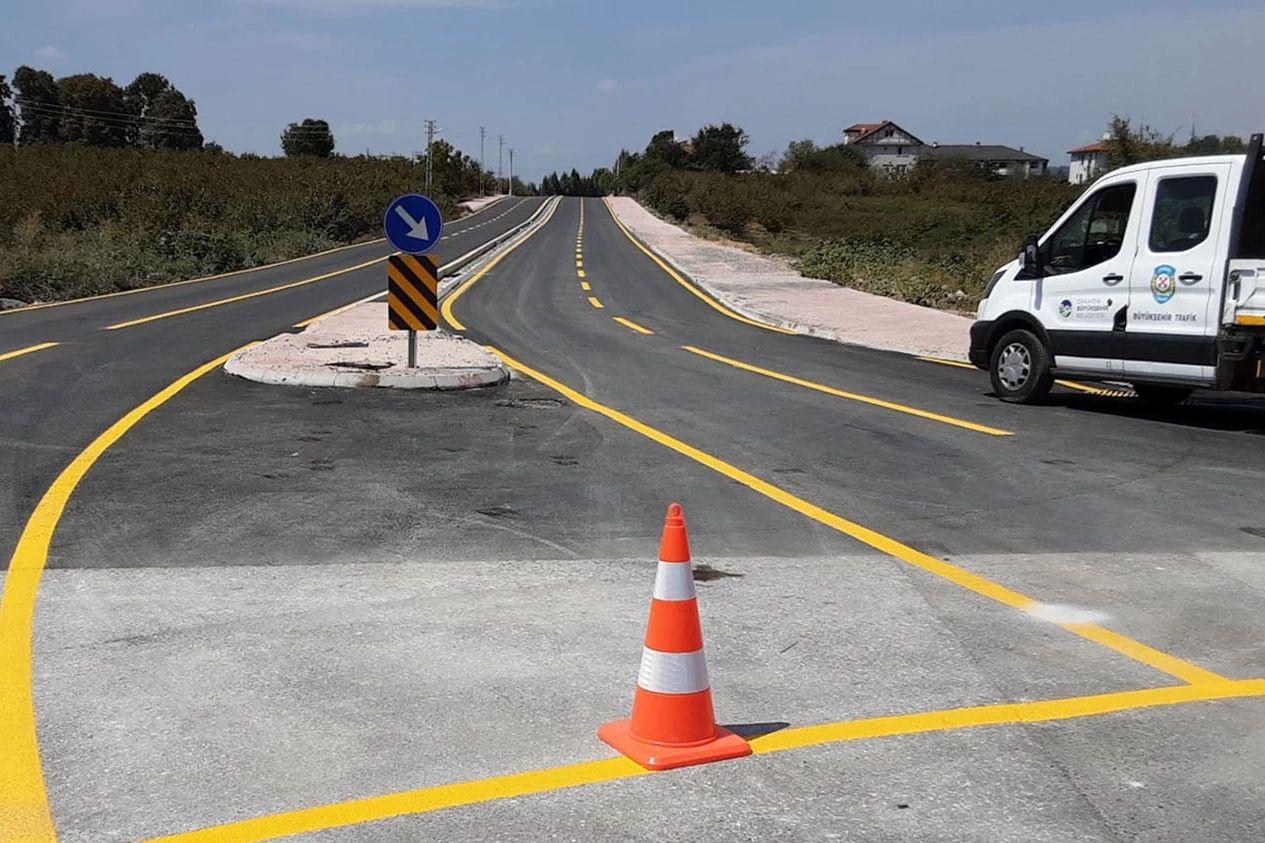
[1238, 154, 1265, 258]
[1150, 175, 1217, 252]
[1046, 182, 1137, 274]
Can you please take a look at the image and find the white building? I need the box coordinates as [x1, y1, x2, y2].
[842, 121, 924, 176]
[1068, 139, 1109, 185]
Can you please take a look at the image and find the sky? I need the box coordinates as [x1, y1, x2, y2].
[4, 0, 1264, 182]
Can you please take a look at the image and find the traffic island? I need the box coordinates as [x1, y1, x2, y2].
[224, 301, 510, 390]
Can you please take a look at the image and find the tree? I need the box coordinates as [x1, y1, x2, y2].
[281, 118, 335, 157]
[1105, 115, 1177, 168]
[1185, 133, 1247, 155]
[798, 142, 867, 173]
[13, 66, 61, 144]
[689, 123, 752, 173]
[645, 129, 689, 168]
[779, 139, 818, 173]
[204, 141, 226, 155]
[123, 72, 171, 145]
[57, 74, 129, 147]
[0, 75, 14, 145]
[139, 89, 203, 150]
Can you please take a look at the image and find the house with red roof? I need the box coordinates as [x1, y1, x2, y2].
[1068, 137, 1110, 185]
[842, 120, 1049, 178]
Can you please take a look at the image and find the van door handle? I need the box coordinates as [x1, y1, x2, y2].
[1179, 273, 1203, 283]
[1102, 273, 1124, 284]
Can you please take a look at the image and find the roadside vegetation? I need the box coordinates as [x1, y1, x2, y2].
[0, 65, 533, 304]
[548, 118, 1251, 313]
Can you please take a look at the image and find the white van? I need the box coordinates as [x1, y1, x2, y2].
[969, 133, 1265, 404]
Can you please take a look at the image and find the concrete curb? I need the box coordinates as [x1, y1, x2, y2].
[223, 197, 560, 392]
[603, 198, 973, 363]
[224, 352, 510, 391]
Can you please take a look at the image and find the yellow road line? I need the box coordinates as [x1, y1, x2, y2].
[0, 342, 59, 364]
[142, 679, 1265, 843]
[488, 348, 1226, 686]
[0, 241, 388, 319]
[106, 257, 386, 330]
[576, 261, 584, 268]
[588, 296, 604, 309]
[442, 198, 562, 331]
[0, 343, 255, 843]
[602, 198, 796, 335]
[581, 282, 592, 291]
[685, 345, 1012, 437]
[613, 317, 655, 335]
[1057, 379, 1112, 395]
[577, 270, 586, 278]
[917, 355, 977, 370]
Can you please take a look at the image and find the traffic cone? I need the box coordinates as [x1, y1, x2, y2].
[598, 503, 752, 770]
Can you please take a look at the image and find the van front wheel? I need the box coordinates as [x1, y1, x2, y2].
[990, 329, 1053, 404]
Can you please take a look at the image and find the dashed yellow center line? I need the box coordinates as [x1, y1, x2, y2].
[581, 282, 592, 291]
[613, 317, 654, 335]
[684, 345, 1013, 437]
[587, 296, 604, 309]
[0, 342, 59, 364]
[577, 270, 586, 279]
[106, 257, 386, 330]
[576, 261, 584, 269]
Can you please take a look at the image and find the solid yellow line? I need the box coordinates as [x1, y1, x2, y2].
[141, 679, 1265, 843]
[0, 240, 388, 318]
[442, 198, 562, 331]
[488, 348, 1226, 685]
[685, 345, 1012, 437]
[0, 343, 255, 843]
[0, 342, 59, 364]
[580, 282, 592, 291]
[917, 355, 978, 370]
[613, 317, 655, 335]
[106, 257, 386, 330]
[588, 296, 604, 309]
[602, 198, 796, 335]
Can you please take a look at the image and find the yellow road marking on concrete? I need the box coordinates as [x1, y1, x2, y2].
[576, 260, 584, 268]
[442, 198, 562, 331]
[0, 343, 255, 843]
[488, 348, 1226, 685]
[0, 342, 59, 364]
[917, 355, 977, 370]
[106, 257, 386, 330]
[685, 345, 1013, 437]
[602, 198, 796, 335]
[581, 282, 592, 291]
[577, 270, 586, 278]
[588, 296, 604, 309]
[1057, 379, 1113, 395]
[142, 680, 1265, 843]
[614, 317, 655, 335]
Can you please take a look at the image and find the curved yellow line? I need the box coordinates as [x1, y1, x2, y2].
[0, 344, 255, 843]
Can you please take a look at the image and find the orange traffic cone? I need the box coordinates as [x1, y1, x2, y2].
[598, 503, 752, 770]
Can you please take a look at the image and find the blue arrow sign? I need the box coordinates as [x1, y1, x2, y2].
[384, 194, 444, 254]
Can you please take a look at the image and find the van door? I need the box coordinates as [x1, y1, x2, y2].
[1034, 177, 1143, 375]
[1123, 164, 1231, 384]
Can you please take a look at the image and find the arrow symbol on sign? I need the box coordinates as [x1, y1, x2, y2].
[394, 205, 430, 241]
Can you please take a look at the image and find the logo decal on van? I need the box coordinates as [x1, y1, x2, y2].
[1151, 265, 1177, 304]
[1058, 299, 1073, 318]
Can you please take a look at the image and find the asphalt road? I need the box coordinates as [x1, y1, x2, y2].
[0, 196, 545, 568]
[7, 195, 1265, 842]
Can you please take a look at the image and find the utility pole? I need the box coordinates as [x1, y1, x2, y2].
[424, 119, 438, 192]
[498, 134, 505, 195]
[509, 149, 515, 197]
[479, 126, 486, 197]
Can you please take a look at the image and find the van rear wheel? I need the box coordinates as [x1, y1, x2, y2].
[989, 329, 1053, 404]
[1133, 384, 1193, 406]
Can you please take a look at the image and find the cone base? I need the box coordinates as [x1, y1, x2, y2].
[597, 718, 753, 771]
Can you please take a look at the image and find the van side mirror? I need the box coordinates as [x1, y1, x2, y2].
[1019, 234, 1043, 279]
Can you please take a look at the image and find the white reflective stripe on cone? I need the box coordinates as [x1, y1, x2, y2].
[652, 561, 696, 601]
[637, 648, 710, 695]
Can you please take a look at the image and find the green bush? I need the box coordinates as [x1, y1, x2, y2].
[0, 145, 466, 302]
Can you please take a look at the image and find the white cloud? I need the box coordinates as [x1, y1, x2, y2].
[596, 79, 619, 94]
[273, 33, 338, 50]
[337, 119, 399, 137]
[34, 46, 64, 60]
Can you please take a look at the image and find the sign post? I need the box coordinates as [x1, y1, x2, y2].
[383, 194, 445, 367]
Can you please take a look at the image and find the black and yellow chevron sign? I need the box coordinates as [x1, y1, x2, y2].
[387, 254, 439, 331]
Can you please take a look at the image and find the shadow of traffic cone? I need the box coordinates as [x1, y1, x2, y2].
[598, 503, 752, 770]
